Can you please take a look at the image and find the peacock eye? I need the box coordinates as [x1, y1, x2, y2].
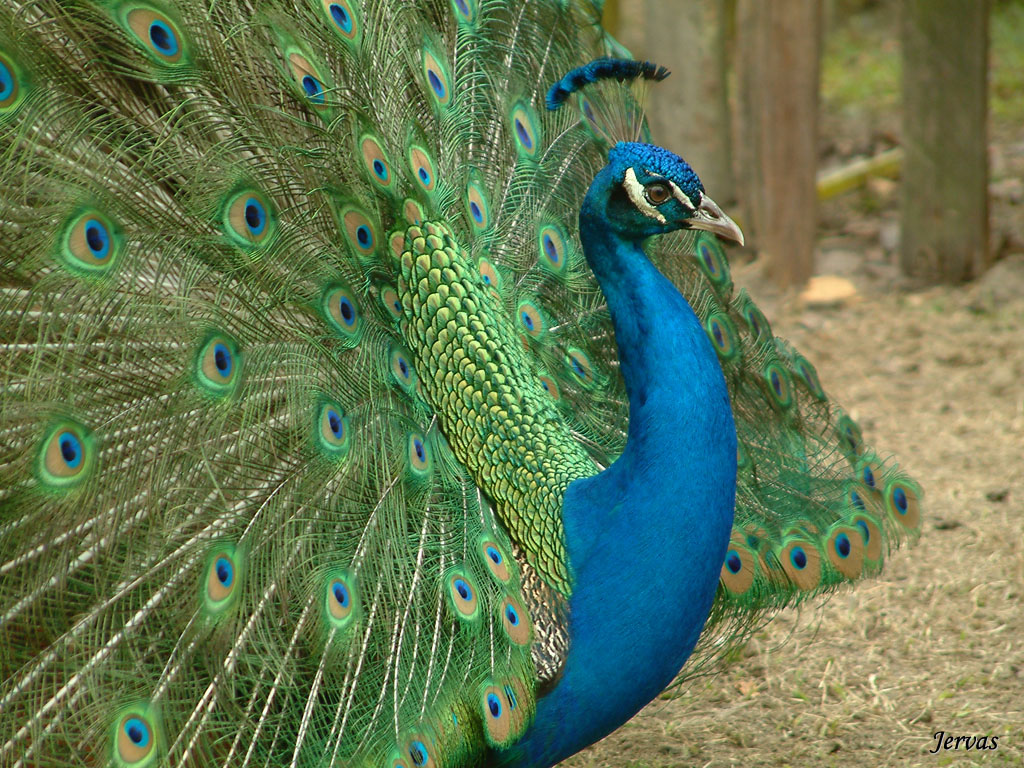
[644, 182, 671, 205]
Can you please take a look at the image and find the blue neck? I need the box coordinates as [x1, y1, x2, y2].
[504, 168, 737, 768]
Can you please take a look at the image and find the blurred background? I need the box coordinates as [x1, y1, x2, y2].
[564, 2, 1024, 767]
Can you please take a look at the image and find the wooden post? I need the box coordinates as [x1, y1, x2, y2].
[900, 0, 989, 283]
[735, 1, 822, 288]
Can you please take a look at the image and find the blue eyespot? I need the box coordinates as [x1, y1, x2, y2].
[893, 486, 908, 513]
[520, 311, 534, 331]
[543, 234, 558, 262]
[327, 408, 344, 439]
[834, 533, 851, 559]
[409, 741, 428, 767]
[0, 59, 14, 101]
[470, 201, 482, 223]
[124, 717, 150, 748]
[355, 225, 371, 248]
[213, 343, 232, 377]
[862, 465, 876, 488]
[514, 118, 532, 149]
[333, 581, 349, 607]
[372, 159, 387, 181]
[302, 74, 325, 103]
[148, 20, 178, 56]
[790, 547, 807, 570]
[215, 556, 233, 586]
[329, 3, 353, 33]
[338, 297, 355, 325]
[486, 546, 502, 565]
[770, 370, 782, 397]
[504, 604, 519, 626]
[725, 550, 742, 575]
[59, 432, 82, 468]
[850, 490, 865, 510]
[453, 578, 471, 601]
[856, 519, 871, 542]
[418, 167, 431, 185]
[84, 219, 111, 258]
[487, 692, 502, 718]
[244, 198, 266, 236]
[413, 438, 425, 463]
[504, 684, 518, 709]
[428, 70, 445, 99]
[455, 0, 470, 14]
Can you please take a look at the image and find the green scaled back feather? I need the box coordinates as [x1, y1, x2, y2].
[0, 1, 919, 767]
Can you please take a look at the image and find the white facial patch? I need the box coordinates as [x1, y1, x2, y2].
[669, 180, 697, 211]
[623, 167, 666, 224]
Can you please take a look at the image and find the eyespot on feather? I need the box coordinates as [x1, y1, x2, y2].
[466, 180, 490, 231]
[478, 537, 513, 583]
[791, 352, 827, 401]
[836, 413, 864, 458]
[112, 704, 160, 768]
[445, 569, 479, 621]
[537, 372, 561, 401]
[324, 570, 358, 629]
[380, 284, 404, 320]
[407, 431, 433, 478]
[194, 334, 241, 396]
[477, 257, 502, 291]
[340, 206, 378, 258]
[286, 49, 331, 111]
[203, 544, 242, 614]
[360, 134, 394, 189]
[764, 362, 794, 409]
[777, 537, 822, 591]
[122, 6, 187, 65]
[825, 525, 864, 579]
[320, 0, 361, 42]
[389, 345, 417, 393]
[537, 224, 569, 274]
[739, 297, 772, 342]
[851, 512, 884, 561]
[516, 300, 545, 339]
[421, 47, 452, 108]
[499, 595, 531, 645]
[720, 533, 756, 595]
[37, 421, 95, 489]
[0, 51, 28, 118]
[408, 146, 437, 193]
[316, 400, 350, 458]
[322, 283, 363, 343]
[60, 209, 122, 275]
[404, 198, 426, 226]
[885, 477, 922, 531]
[223, 190, 276, 248]
[705, 313, 740, 362]
[451, 0, 478, 24]
[479, 678, 529, 747]
[403, 732, 437, 768]
[693, 233, 732, 295]
[510, 103, 540, 158]
[566, 347, 596, 387]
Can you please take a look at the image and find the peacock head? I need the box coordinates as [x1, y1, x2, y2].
[598, 141, 744, 245]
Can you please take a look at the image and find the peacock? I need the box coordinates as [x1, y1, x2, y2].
[0, 1, 922, 767]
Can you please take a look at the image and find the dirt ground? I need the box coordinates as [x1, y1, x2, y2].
[561, 9, 1024, 766]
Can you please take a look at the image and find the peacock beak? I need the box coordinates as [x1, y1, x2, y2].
[686, 195, 744, 246]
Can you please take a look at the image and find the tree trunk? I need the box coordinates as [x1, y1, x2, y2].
[900, 0, 989, 283]
[736, 1, 822, 288]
